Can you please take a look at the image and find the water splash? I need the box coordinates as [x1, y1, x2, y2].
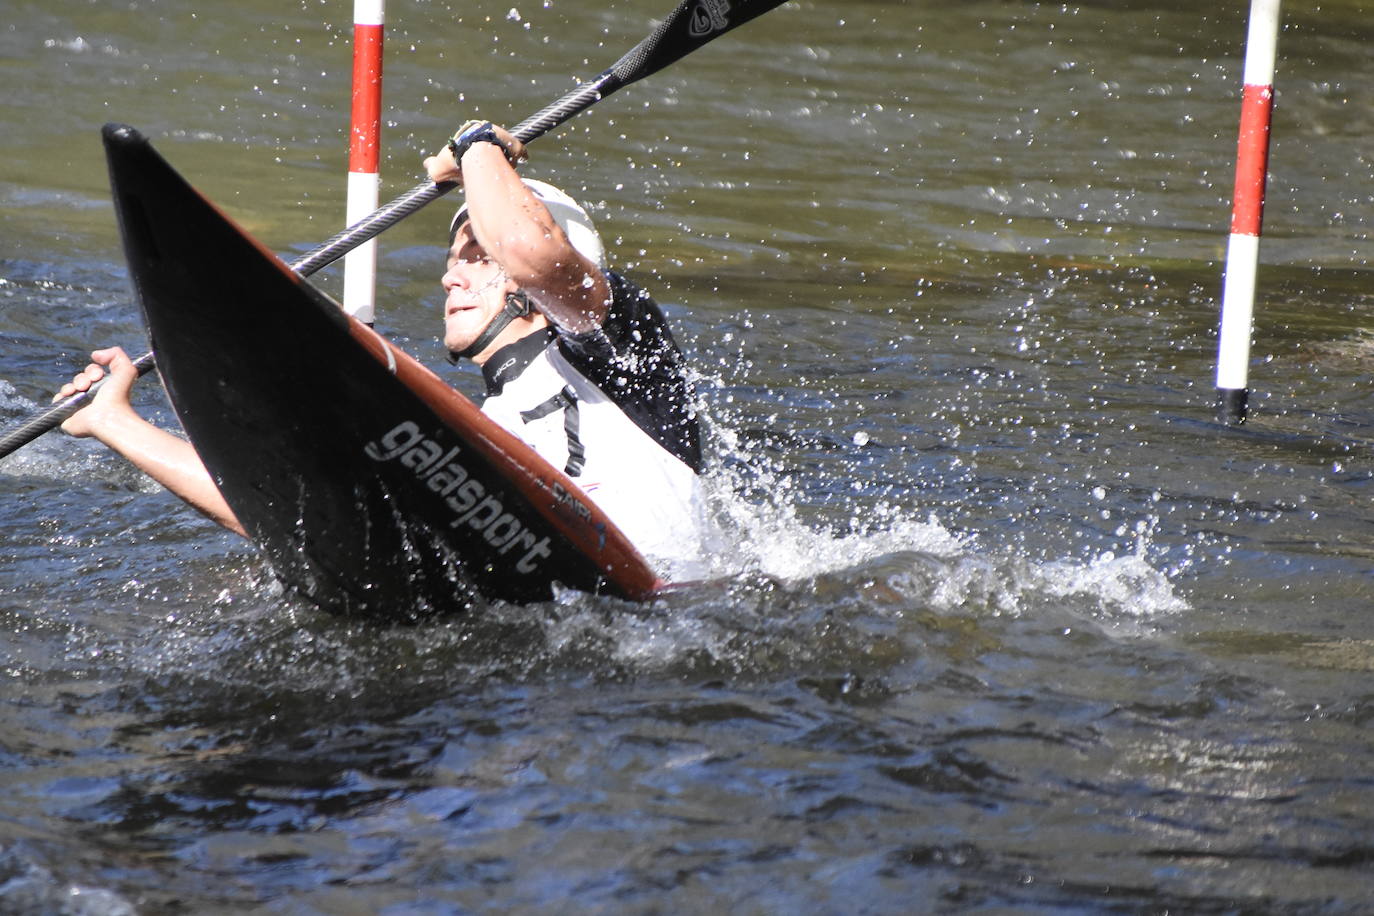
[0, 845, 136, 916]
[8, 368, 1188, 704]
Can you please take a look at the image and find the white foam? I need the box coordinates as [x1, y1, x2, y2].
[0, 847, 136, 916]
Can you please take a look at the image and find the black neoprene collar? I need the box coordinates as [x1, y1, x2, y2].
[479, 327, 557, 396]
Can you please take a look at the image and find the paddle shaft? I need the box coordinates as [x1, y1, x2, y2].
[296, 0, 791, 274]
[0, 215, 383, 458]
[0, 0, 790, 459]
[292, 79, 601, 276]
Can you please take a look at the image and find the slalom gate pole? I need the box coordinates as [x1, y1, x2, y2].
[343, 0, 385, 324]
[1215, 0, 1281, 425]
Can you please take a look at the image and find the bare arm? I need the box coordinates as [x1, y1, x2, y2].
[56, 347, 247, 537]
[424, 126, 613, 333]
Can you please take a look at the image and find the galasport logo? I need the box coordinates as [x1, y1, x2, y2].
[365, 420, 552, 573]
[688, 0, 731, 36]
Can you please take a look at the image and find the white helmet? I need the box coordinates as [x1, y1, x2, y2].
[449, 178, 606, 270]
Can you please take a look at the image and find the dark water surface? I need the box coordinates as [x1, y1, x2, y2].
[4, 0, 1374, 911]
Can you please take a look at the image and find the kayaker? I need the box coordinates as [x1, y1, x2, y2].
[421, 120, 712, 573]
[53, 120, 713, 578]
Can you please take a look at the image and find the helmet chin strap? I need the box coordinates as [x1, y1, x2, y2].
[448, 290, 534, 363]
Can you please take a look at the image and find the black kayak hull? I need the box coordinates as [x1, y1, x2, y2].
[102, 123, 663, 620]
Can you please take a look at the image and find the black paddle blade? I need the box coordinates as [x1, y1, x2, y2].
[511, 0, 792, 143]
[605, 0, 792, 92]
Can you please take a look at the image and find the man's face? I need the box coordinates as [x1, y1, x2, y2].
[441, 224, 517, 354]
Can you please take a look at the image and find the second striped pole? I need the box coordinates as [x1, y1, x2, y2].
[1216, 0, 1281, 425]
[343, 0, 385, 324]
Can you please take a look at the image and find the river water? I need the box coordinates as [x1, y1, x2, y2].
[4, 0, 1374, 911]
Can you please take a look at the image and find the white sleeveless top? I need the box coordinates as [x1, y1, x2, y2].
[474, 273, 713, 580]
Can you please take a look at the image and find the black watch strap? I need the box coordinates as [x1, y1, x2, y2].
[447, 121, 513, 164]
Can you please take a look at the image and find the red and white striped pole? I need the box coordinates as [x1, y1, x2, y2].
[1216, 0, 1281, 425]
[344, 0, 385, 324]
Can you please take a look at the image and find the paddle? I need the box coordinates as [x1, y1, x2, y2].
[299, 0, 792, 275]
[0, 0, 791, 460]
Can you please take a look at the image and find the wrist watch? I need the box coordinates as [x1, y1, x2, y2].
[448, 121, 514, 164]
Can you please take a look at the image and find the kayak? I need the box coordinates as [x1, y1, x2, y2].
[102, 123, 665, 620]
